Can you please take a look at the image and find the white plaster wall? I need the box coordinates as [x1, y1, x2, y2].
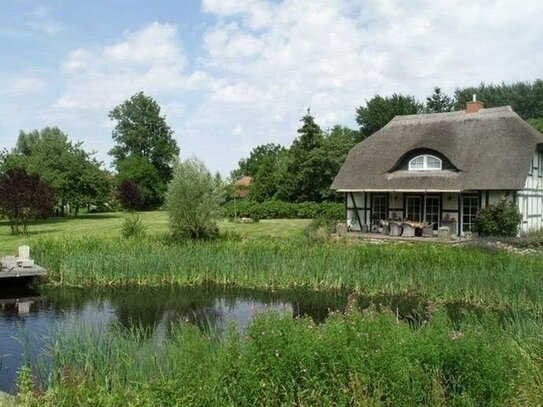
[346, 192, 367, 231]
[442, 193, 458, 211]
[517, 151, 543, 233]
[488, 191, 509, 205]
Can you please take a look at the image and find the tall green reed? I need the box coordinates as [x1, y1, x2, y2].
[32, 235, 543, 309]
[23, 308, 529, 406]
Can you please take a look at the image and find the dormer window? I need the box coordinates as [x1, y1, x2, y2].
[408, 155, 442, 171]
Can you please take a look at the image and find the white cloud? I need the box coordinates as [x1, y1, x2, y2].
[187, 0, 543, 173]
[27, 5, 64, 35]
[9, 0, 540, 175]
[7, 74, 46, 93]
[57, 22, 206, 110]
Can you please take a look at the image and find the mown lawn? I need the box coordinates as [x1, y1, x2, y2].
[0, 212, 311, 254]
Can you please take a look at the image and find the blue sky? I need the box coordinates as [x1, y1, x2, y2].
[1, 0, 542, 175]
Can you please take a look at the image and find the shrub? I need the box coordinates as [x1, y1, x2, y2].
[475, 198, 522, 237]
[121, 213, 146, 239]
[166, 158, 221, 240]
[116, 180, 144, 211]
[223, 200, 343, 220]
[305, 217, 337, 242]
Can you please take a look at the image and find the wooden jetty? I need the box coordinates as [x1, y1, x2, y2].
[0, 252, 47, 281]
[0, 264, 47, 279]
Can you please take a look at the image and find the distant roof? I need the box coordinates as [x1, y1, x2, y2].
[235, 176, 253, 186]
[234, 176, 253, 198]
[331, 106, 543, 191]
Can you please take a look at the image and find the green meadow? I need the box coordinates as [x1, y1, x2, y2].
[0, 211, 310, 254]
[5, 211, 543, 406]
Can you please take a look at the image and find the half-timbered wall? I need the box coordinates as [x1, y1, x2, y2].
[517, 150, 543, 233]
[346, 192, 367, 231]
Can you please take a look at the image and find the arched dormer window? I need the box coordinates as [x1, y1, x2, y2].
[408, 154, 442, 171]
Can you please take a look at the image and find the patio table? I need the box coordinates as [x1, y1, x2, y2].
[401, 221, 429, 237]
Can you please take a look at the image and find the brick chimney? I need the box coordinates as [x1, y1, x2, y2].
[466, 94, 483, 113]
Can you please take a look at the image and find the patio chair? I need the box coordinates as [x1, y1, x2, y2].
[422, 223, 435, 237]
[401, 222, 415, 237]
[389, 221, 402, 237]
[379, 220, 390, 235]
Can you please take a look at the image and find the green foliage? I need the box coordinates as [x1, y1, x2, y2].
[28, 309, 524, 406]
[231, 143, 285, 180]
[121, 214, 146, 239]
[272, 112, 356, 203]
[528, 118, 543, 133]
[116, 155, 164, 208]
[109, 92, 179, 208]
[356, 93, 423, 139]
[475, 199, 522, 237]
[16, 364, 35, 405]
[31, 234, 543, 306]
[275, 110, 324, 202]
[223, 200, 343, 220]
[248, 155, 284, 201]
[166, 158, 221, 240]
[8, 127, 111, 215]
[305, 217, 338, 242]
[454, 80, 543, 120]
[426, 87, 454, 113]
[230, 116, 356, 204]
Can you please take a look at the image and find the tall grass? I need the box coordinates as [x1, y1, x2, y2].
[32, 235, 543, 308]
[20, 308, 532, 406]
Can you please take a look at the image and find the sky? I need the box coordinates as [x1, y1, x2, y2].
[0, 0, 542, 176]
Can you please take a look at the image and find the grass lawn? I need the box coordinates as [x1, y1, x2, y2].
[0, 211, 311, 254]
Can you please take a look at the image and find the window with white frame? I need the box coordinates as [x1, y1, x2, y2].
[408, 155, 442, 171]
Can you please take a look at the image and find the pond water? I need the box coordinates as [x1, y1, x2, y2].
[0, 283, 470, 394]
[0, 283, 351, 393]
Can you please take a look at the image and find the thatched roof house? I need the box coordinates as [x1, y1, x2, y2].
[332, 101, 543, 236]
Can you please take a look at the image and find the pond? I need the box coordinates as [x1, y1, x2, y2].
[1, 284, 351, 393]
[0, 283, 475, 394]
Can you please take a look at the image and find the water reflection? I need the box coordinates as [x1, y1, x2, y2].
[0, 286, 44, 317]
[0, 284, 347, 393]
[1, 283, 522, 394]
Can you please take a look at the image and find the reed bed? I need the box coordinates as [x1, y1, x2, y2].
[32, 235, 543, 308]
[19, 308, 538, 407]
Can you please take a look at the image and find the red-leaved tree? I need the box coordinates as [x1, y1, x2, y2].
[116, 180, 144, 211]
[0, 168, 55, 235]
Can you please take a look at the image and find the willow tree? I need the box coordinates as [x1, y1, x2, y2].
[166, 158, 221, 240]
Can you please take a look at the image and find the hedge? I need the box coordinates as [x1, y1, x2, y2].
[222, 200, 344, 220]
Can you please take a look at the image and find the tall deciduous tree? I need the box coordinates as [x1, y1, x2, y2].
[109, 92, 180, 189]
[231, 143, 285, 180]
[356, 94, 422, 139]
[425, 87, 454, 113]
[12, 127, 111, 215]
[276, 110, 326, 202]
[318, 126, 357, 201]
[115, 155, 165, 208]
[454, 80, 543, 120]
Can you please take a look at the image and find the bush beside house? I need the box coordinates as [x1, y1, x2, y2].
[475, 199, 523, 237]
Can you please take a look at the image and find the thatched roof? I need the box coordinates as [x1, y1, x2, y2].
[331, 106, 543, 192]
